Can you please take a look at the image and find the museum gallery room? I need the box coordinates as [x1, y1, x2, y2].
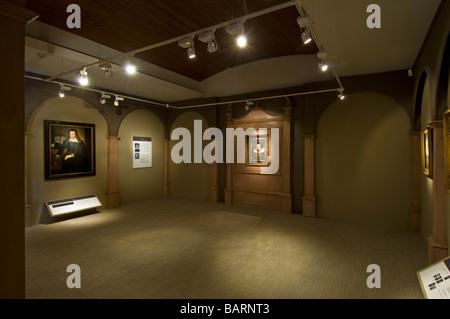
[1, 0, 449, 300]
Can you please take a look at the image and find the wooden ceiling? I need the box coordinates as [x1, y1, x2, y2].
[25, 0, 318, 81]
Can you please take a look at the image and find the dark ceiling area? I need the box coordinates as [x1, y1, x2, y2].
[25, 0, 317, 81]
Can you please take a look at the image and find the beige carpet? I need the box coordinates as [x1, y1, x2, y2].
[25, 197, 428, 299]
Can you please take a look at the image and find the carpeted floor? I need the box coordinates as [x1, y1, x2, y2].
[25, 197, 428, 299]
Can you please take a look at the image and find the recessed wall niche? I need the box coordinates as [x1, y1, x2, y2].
[224, 99, 292, 213]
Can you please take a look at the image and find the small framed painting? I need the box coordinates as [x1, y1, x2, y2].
[421, 126, 433, 178]
[246, 132, 270, 166]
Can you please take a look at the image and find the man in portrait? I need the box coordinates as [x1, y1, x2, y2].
[57, 128, 89, 173]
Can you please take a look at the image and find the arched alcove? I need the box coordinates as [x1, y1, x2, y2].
[117, 109, 165, 204]
[26, 96, 108, 225]
[169, 111, 210, 201]
[414, 71, 430, 130]
[316, 91, 412, 229]
[418, 76, 434, 239]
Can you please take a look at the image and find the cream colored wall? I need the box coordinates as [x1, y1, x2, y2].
[169, 112, 209, 201]
[117, 109, 165, 204]
[420, 77, 434, 239]
[26, 96, 108, 225]
[316, 91, 412, 229]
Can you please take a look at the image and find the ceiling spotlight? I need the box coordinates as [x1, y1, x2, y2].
[207, 40, 218, 53]
[58, 84, 71, 98]
[78, 68, 89, 86]
[198, 30, 218, 53]
[245, 100, 254, 111]
[301, 29, 312, 44]
[237, 34, 247, 48]
[338, 89, 345, 100]
[317, 51, 328, 72]
[187, 46, 196, 59]
[178, 36, 196, 59]
[319, 61, 328, 72]
[125, 63, 136, 75]
[226, 21, 247, 48]
[100, 92, 111, 104]
[114, 95, 124, 107]
[297, 15, 313, 45]
[99, 61, 113, 78]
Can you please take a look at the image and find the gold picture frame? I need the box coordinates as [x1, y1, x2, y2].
[443, 110, 450, 191]
[246, 131, 270, 166]
[421, 126, 433, 178]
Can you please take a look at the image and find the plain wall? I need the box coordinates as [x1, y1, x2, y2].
[26, 96, 108, 225]
[118, 109, 165, 204]
[169, 111, 209, 201]
[316, 91, 412, 229]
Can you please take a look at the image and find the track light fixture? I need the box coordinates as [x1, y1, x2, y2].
[301, 28, 312, 44]
[100, 92, 111, 104]
[78, 67, 89, 86]
[58, 84, 71, 98]
[187, 46, 196, 59]
[317, 51, 328, 72]
[244, 100, 254, 111]
[99, 61, 113, 78]
[338, 88, 345, 101]
[297, 15, 312, 45]
[226, 20, 247, 48]
[198, 29, 218, 53]
[178, 36, 196, 59]
[114, 95, 124, 107]
[319, 60, 328, 72]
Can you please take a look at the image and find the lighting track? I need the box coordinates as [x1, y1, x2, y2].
[26, 74, 341, 110]
[30, 0, 345, 108]
[25, 75, 169, 108]
[46, 0, 298, 81]
[294, 2, 344, 92]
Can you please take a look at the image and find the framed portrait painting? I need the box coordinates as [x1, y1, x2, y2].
[246, 131, 270, 166]
[44, 120, 96, 180]
[421, 126, 433, 178]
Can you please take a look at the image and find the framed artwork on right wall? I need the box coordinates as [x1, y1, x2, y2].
[421, 126, 433, 179]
